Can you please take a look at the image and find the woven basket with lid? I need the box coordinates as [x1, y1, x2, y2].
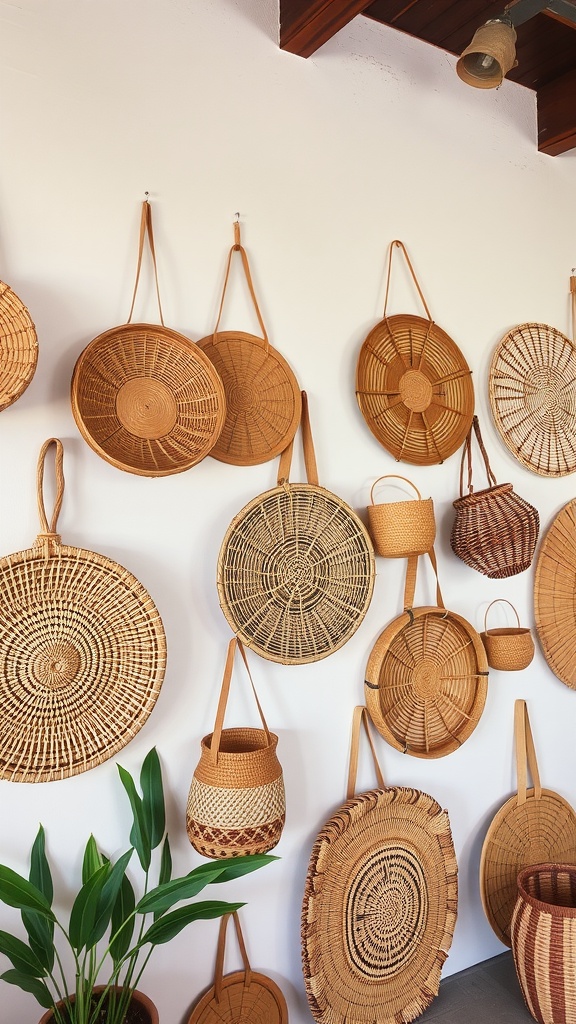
[0, 279, 38, 411]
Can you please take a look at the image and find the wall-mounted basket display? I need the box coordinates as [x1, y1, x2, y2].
[356, 240, 474, 465]
[480, 599, 534, 671]
[0, 280, 38, 412]
[534, 498, 576, 688]
[367, 474, 436, 558]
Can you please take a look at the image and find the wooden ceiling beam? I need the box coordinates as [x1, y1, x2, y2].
[280, 0, 373, 57]
[537, 66, 576, 153]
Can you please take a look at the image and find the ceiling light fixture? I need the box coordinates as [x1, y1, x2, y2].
[456, 0, 557, 89]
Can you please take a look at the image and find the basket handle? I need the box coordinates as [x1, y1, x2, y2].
[277, 390, 319, 486]
[382, 239, 433, 320]
[484, 599, 521, 632]
[403, 547, 444, 612]
[36, 438, 65, 557]
[210, 637, 272, 763]
[212, 220, 269, 348]
[515, 699, 542, 806]
[370, 474, 422, 506]
[213, 911, 252, 1002]
[459, 416, 497, 497]
[126, 199, 165, 326]
[347, 706, 385, 801]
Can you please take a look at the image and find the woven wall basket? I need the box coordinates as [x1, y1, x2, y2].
[302, 706, 458, 1024]
[534, 498, 576, 689]
[356, 240, 474, 465]
[480, 700, 576, 947]
[197, 221, 301, 466]
[367, 474, 436, 558]
[0, 439, 166, 783]
[217, 391, 375, 665]
[489, 321, 576, 477]
[0, 279, 38, 411]
[188, 911, 288, 1024]
[71, 200, 225, 476]
[365, 550, 489, 758]
[480, 599, 534, 672]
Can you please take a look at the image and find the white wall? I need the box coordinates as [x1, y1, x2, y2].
[1, 1, 576, 1021]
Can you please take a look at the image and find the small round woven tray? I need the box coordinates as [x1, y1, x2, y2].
[534, 498, 576, 688]
[0, 439, 166, 782]
[0, 280, 38, 411]
[489, 322, 576, 477]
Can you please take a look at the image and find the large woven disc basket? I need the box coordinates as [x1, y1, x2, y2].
[0, 439, 166, 782]
[0, 279, 38, 411]
[480, 700, 576, 947]
[71, 200, 225, 476]
[365, 550, 489, 758]
[534, 498, 576, 689]
[356, 241, 474, 465]
[197, 221, 301, 465]
[302, 707, 458, 1024]
[217, 392, 375, 664]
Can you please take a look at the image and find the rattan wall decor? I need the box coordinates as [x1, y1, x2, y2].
[480, 700, 576, 947]
[0, 279, 38, 411]
[480, 599, 534, 672]
[217, 391, 375, 665]
[367, 474, 436, 557]
[71, 199, 225, 476]
[356, 240, 474, 465]
[534, 498, 576, 689]
[0, 439, 167, 783]
[302, 706, 457, 1024]
[365, 549, 488, 758]
[197, 220, 301, 465]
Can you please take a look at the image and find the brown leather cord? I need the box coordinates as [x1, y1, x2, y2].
[127, 199, 164, 326]
[36, 438, 64, 557]
[214, 912, 252, 1003]
[209, 637, 271, 764]
[403, 548, 444, 611]
[213, 220, 269, 347]
[515, 699, 542, 807]
[347, 706, 385, 801]
[459, 415, 498, 497]
[383, 239, 433, 321]
[277, 390, 319, 486]
[571, 273, 576, 342]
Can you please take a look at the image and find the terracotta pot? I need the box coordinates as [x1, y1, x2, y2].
[38, 986, 158, 1024]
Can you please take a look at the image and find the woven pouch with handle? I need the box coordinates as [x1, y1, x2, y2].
[367, 474, 435, 558]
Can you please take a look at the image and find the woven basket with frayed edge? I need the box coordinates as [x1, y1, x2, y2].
[480, 599, 534, 671]
[367, 474, 435, 557]
[0, 279, 38, 411]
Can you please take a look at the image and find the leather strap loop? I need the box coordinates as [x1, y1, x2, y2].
[277, 390, 319, 486]
[515, 699, 542, 806]
[347, 706, 385, 801]
[127, 199, 164, 326]
[214, 911, 252, 1003]
[403, 548, 444, 612]
[213, 220, 269, 347]
[36, 438, 64, 558]
[383, 239, 433, 321]
[459, 416, 497, 496]
[209, 637, 271, 763]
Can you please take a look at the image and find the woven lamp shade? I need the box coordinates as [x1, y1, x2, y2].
[0, 280, 38, 411]
[0, 439, 166, 783]
[534, 499, 576, 689]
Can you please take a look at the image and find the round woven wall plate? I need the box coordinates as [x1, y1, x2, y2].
[196, 331, 301, 465]
[302, 786, 458, 1024]
[188, 969, 288, 1024]
[0, 280, 38, 411]
[534, 499, 576, 688]
[489, 322, 576, 477]
[218, 482, 375, 665]
[356, 314, 474, 465]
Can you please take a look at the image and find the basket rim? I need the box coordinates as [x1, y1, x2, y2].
[481, 627, 532, 638]
[516, 863, 576, 916]
[200, 727, 278, 758]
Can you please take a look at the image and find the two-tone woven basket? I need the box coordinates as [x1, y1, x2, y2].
[0, 280, 38, 411]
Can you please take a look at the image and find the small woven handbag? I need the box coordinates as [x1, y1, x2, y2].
[451, 416, 540, 578]
[367, 474, 436, 558]
[186, 637, 285, 859]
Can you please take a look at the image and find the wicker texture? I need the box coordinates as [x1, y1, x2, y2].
[0, 279, 38, 411]
[451, 416, 540, 578]
[356, 241, 473, 465]
[0, 439, 166, 783]
[365, 551, 488, 758]
[534, 499, 576, 689]
[302, 707, 457, 1024]
[480, 599, 535, 671]
[480, 701, 576, 947]
[489, 321, 576, 477]
[511, 864, 576, 1024]
[218, 392, 375, 664]
[367, 475, 436, 558]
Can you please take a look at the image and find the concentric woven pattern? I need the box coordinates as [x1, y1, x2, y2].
[197, 331, 301, 465]
[188, 970, 288, 1024]
[0, 543, 166, 782]
[0, 280, 38, 411]
[302, 787, 458, 1024]
[480, 791, 576, 947]
[365, 608, 488, 758]
[218, 483, 375, 665]
[71, 323, 225, 476]
[489, 322, 576, 477]
[534, 499, 576, 689]
[356, 314, 474, 465]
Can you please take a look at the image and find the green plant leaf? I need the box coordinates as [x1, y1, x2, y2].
[68, 862, 110, 952]
[0, 930, 46, 977]
[0, 866, 55, 919]
[82, 835, 104, 884]
[117, 764, 151, 872]
[140, 748, 165, 850]
[200, 854, 279, 884]
[139, 901, 244, 946]
[89, 849, 134, 949]
[154, 836, 173, 923]
[29, 826, 53, 905]
[135, 864, 226, 914]
[21, 911, 54, 974]
[110, 873, 136, 965]
[0, 969, 53, 1008]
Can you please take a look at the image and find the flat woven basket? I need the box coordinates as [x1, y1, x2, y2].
[0, 279, 38, 411]
[302, 706, 458, 1024]
[188, 911, 288, 1024]
[197, 221, 301, 465]
[534, 498, 576, 689]
[365, 550, 489, 758]
[356, 240, 474, 465]
[0, 439, 166, 782]
[217, 391, 375, 665]
[71, 200, 225, 476]
[480, 700, 576, 947]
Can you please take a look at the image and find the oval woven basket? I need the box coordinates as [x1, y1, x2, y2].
[0, 279, 38, 411]
[534, 499, 576, 689]
[0, 439, 166, 782]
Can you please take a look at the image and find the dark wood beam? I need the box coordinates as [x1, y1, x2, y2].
[280, 0, 372, 57]
[537, 66, 576, 153]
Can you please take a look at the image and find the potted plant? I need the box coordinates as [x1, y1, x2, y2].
[0, 749, 276, 1024]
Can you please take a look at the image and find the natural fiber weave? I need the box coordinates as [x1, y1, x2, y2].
[534, 499, 576, 689]
[0, 280, 38, 411]
[489, 322, 576, 477]
[367, 475, 435, 558]
[480, 599, 534, 672]
[0, 439, 166, 783]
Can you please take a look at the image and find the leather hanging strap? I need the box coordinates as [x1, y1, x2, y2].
[571, 272, 576, 342]
[459, 416, 498, 497]
[347, 706, 385, 801]
[383, 239, 433, 320]
[213, 911, 252, 1003]
[403, 547, 444, 612]
[36, 438, 65, 558]
[127, 199, 164, 326]
[209, 637, 271, 763]
[515, 699, 542, 807]
[277, 390, 319, 486]
[213, 220, 269, 347]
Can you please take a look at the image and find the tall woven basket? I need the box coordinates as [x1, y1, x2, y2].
[0, 280, 38, 411]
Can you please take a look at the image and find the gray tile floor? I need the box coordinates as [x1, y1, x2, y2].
[418, 952, 534, 1023]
